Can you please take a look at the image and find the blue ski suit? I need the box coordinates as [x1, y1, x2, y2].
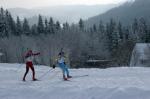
[58, 56, 70, 76]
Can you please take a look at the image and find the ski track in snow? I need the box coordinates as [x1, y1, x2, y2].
[0, 63, 150, 99]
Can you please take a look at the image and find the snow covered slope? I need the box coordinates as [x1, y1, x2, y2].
[0, 63, 150, 99]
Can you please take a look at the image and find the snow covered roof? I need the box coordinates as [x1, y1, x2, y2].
[134, 43, 150, 60]
[135, 43, 150, 52]
[130, 43, 150, 66]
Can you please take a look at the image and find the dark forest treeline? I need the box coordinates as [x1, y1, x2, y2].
[0, 8, 150, 68]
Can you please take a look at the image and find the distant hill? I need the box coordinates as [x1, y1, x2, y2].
[8, 4, 117, 25]
[86, 0, 150, 27]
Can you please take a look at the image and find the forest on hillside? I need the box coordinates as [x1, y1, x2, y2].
[0, 8, 150, 68]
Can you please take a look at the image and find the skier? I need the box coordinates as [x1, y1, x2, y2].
[54, 51, 72, 80]
[23, 49, 40, 81]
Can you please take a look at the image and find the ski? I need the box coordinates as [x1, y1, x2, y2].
[33, 79, 40, 81]
[71, 74, 89, 78]
[64, 79, 70, 81]
[22, 79, 41, 82]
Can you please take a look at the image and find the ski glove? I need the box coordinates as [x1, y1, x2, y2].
[52, 64, 56, 69]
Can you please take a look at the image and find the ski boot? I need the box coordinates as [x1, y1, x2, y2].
[63, 75, 68, 81]
[33, 78, 38, 81]
[67, 75, 72, 78]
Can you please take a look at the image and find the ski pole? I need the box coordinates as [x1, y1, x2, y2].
[49, 70, 60, 80]
[38, 68, 54, 79]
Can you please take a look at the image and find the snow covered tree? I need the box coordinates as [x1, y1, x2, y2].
[56, 21, 61, 31]
[5, 10, 16, 36]
[48, 17, 55, 34]
[44, 19, 49, 34]
[132, 18, 139, 42]
[16, 16, 22, 36]
[79, 18, 84, 31]
[37, 15, 44, 34]
[132, 18, 138, 34]
[31, 24, 38, 36]
[138, 18, 147, 42]
[98, 20, 105, 33]
[118, 22, 123, 40]
[124, 27, 130, 41]
[63, 22, 69, 30]
[93, 24, 97, 32]
[0, 8, 6, 37]
[23, 18, 30, 35]
[106, 19, 116, 53]
[111, 29, 120, 55]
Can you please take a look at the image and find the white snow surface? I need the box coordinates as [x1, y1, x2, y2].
[0, 63, 150, 99]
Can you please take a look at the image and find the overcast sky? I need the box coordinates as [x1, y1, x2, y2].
[1, 0, 131, 9]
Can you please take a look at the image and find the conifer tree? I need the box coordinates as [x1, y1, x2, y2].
[44, 19, 48, 34]
[118, 22, 123, 40]
[79, 18, 84, 31]
[16, 16, 22, 36]
[37, 15, 44, 34]
[31, 24, 38, 35]
[48, 17, 55, 34]
[56, 21, 61, 30]
[23, 18, 30, 35]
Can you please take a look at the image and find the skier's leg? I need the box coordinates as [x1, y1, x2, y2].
[65, 65, 72, 78]
[64, 65, 69, 76]
[23, 64, 29, 81]
[59, 63, 67, 80]
[59, 63, 65, 74]
[29, 63, 36, 80]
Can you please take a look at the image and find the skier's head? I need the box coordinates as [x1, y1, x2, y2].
[58, 51, 64, 56]
[58, 52, 61, 56]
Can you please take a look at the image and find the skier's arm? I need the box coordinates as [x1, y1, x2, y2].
[63, 57, 68, 64]
[32, 52, 40, 56]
